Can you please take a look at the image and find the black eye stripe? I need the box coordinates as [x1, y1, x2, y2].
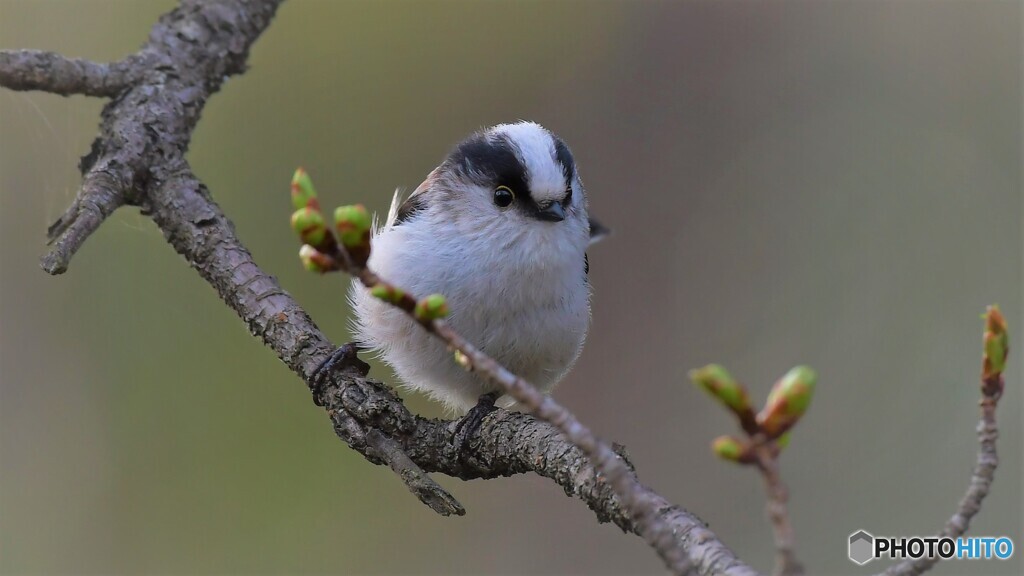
[553, 137, 576, 186]
[444, 127, 579, 216]
[446, 132, 529, 196]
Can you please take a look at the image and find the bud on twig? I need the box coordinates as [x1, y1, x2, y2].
[370, 283, 406, 305]
[290, 207, 327, 246]
[288, 168, 345, 265]
[415, 294, 449, 322]
[334, 204, 372, 267]
[299, 244, 334, 274]
[334, 204, 371, 247]
[291, 167, 319, 210]
[982, 305, 1009, 397]
[757, 366, 816, 439]
[711, 435, 749, 463]
[690, 364, 758, 434]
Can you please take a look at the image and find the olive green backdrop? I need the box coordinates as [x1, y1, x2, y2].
[1, 1, 1021, 575]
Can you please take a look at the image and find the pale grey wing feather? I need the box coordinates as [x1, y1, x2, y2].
[588, 217, 610, 245]
[386, 168, 439, 229]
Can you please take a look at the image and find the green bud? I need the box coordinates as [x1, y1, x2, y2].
[711, 435, 744, 462]
[291, 167, 319, 210]
[290, 207, 327, 246]
[298, 244, 329, 273]
[415, 293, 449, 322]
[982, 305, 1009, 382]
[369, 283, 405, 305]
[757, 365, 817, 438]
[334, 204, 372, 249]
[690, 364, 753, 416]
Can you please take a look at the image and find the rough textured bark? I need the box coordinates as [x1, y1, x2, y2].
[0, 2, 1006, 575]
[0, 51, 140, 97]
[0, 1, 758, 574]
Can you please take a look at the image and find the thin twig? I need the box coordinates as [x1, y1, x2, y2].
[751, 441, 803, 576]
[0, 2, 766, 566]
[693, 366, 808, 576]
[297, 245, 713, 571]
[1, 2, 1010, 575]
[875, 391, 1002, 576]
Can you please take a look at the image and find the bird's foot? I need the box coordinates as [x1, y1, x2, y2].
[453, 392, 500, 454]
[310, 342, 369, 406]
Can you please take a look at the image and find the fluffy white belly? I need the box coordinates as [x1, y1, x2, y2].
[350, 223, 590, 414]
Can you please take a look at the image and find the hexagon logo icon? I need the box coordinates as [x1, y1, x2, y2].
[849, 530, 875, 565]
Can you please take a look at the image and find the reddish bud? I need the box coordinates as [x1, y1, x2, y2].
[757, 366, 817, 438]
[982, 305, 1009, 395]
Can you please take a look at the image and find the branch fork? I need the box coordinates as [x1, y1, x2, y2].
[0, 2, 1011, 575]
[691, 365, 815, 576]
[290, 168, 705, 575]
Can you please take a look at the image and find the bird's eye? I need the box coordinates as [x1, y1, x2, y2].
[493, 185, 515, 208]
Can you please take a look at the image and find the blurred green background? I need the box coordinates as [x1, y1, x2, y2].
[1, 1, 1020, 574]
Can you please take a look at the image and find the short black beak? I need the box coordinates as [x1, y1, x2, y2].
[535, 202, 566, 222]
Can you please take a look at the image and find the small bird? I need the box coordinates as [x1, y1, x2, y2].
[343, 121, 606, 440]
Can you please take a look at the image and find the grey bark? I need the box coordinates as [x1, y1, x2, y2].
[1, 2, 1005, 576]
[0, 1, 756, 574]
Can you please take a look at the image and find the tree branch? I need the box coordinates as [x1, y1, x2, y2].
[874, 309, 1007, 576]
[751, 442, 802, 576]
[41, 162, 132, 274]
[0, 50, 140, 97]
[6, 0, 282, 274]
[148, 166, 466, 516]
[296, 204, 730, 575]
[1, 2, 1010, 575]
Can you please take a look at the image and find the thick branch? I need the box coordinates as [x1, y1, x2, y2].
[148, 167, 463, 516]
[0, 50, 140, 97]
[1, 0, 283, 274]
[437, 315, 694, 572]
[149, 166, 755, 571]
[320, 367, 758, 576]
[41, 167, 129, 274]
[302, 242, 702, 573]
[0, 7, 758, 569]
[2, 1, 1009, 575]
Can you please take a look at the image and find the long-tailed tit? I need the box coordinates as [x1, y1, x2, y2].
[322, 122, 606, 440]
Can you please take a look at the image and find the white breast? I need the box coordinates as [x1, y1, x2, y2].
[349, 205, 591, 414]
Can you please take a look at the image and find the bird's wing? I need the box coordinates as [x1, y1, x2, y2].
[588, 217, 610, 245]
[386, 169, 438, 229]
[585, 217, 610, 276]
